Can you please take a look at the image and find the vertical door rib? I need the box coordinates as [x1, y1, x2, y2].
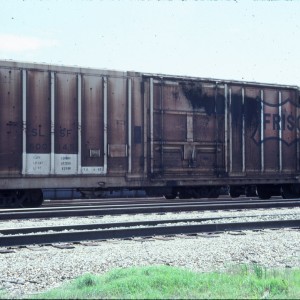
[160, 80, 164, 171]
[242, 87, 245, 173]
[278, 91, 282, 172]
[103, 77, 108, 174]
[260, 90, 265, 172]
[143, 81, 147, 175]
[150, 78, 154, 174]
[128, 78, 132, 173]
[22, 70, 27, 174]
[229, 88, 233, 173]
[50, 72, 55, 174]
[224, 84, 228, 173]
[77, 74, 82, 174]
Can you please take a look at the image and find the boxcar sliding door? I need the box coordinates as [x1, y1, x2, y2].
[146, 76, 226, 179]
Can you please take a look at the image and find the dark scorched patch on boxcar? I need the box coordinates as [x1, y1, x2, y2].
[245, 96, 261, 129]
[181, 82, 224, 116]
[231, 95, 261, 127]
[216, 93, 225, 115]
[231, 94, 243, 126]
[231, 94, 261, 144]
[181, 82, 204, 109]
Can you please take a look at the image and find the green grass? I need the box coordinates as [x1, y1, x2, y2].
[11, 264, 300, 299]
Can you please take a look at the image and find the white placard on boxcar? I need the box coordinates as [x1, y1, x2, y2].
[55, 154, 77, 174]
[81, 166, 105, 174]
[26, 154, 51, 175]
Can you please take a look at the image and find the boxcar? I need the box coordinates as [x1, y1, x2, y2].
[0, 60, 299, 207]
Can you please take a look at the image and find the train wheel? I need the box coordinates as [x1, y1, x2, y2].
[178, 189, 193, 199]
[164, 190, 177, 199]
[0, 191, 24, 208]
[281, 185, 299, 199]
[207, 187, 220, 198]
[229, 186, 242, 198]
[21, 189, 44, 208]
[256, 186, 271, 200]
[192, 188, 203, 199]
[245, 186, 257, 197]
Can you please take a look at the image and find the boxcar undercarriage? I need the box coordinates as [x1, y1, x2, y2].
[1, 182, 300, 208]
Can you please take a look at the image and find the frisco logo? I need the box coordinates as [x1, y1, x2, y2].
[251, 98, 299, 146]
[263, 113, 300, 132]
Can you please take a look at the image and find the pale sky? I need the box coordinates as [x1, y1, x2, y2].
[0, 0, 300, 86]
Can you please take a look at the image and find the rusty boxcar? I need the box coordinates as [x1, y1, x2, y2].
[0, 60, 300, 207]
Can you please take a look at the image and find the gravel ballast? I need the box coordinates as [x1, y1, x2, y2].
[1, 207, 300, 229]
[0, 208, 300, 298]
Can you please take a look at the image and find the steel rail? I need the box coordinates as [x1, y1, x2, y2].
[42, 196, 284, 207]
[3, 197, 287, 213]
[0, 219, 299, 247]
[1, 200, 300, 220]
[43, 195, 254, 204]
[41, 196, 285, 208]
[0, 216, 226, 235]
[0, 212, 297, 235]
[2, 199, 252, 213]
[42, 197, 168, 206]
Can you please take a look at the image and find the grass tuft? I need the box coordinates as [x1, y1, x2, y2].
[75, 273, 98, 289]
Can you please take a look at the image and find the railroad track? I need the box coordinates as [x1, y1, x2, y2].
[1, 198, 300, 220]
[42, 197, 168, 207]
[1, 214, 299, 247]
[42, 195, 253, 207]
[40, 196, 287, 208]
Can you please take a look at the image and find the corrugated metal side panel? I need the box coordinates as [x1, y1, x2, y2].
[81, 75, 104, 169]
[230, 85, 243, 174]
[55, 73, 78, 174]
[25, 70, 51, 174]
[215, 85, 226, 174]
[0, 68, 22, 175]
[107, 77, 127, 173]
[55, 73, 78, 154]
[263, 87, 280, 172]
[27, 71, 51, 154]
[276, 88, 297, 173]
[244, 87, 262, 173]
[130, 76, 144, 175]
